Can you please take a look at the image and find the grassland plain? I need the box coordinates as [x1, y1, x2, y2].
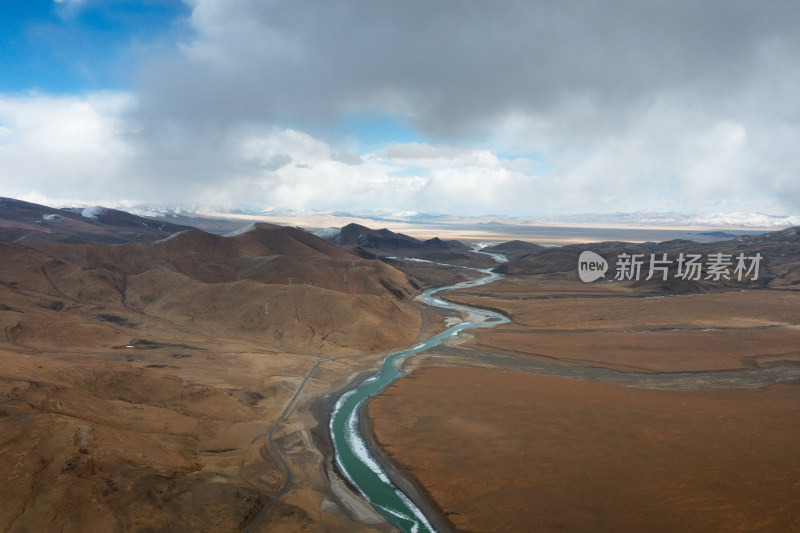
[368, 273, 800, 532]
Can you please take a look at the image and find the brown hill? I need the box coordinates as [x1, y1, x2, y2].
[331, 223, 464, 251]
[494, 228, 799, 293]
[0, 197, 197, 244]
[320, 223, 495, 268]
[0, 223, 419, 355]
[482, 239, 544, 259]
[0, 220, 427, 532]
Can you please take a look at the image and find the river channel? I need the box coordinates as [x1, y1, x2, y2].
[329, 265, 508, 533]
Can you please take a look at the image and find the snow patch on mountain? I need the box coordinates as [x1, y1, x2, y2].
[516, 211, 800, 228]
[127, 206, 192, 218]
[224, 223, 258, 237]
[313, 227, 342, 242]
[80, 206, 104, 220]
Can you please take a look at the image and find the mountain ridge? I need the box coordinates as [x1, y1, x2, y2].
[0, 197, 197, 244]
[1, 222, 419, 355]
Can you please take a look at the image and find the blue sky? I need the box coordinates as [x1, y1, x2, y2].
[335, 114, 425, 153]
[0, 1, 188, 93]
[0, 0, 431, 158]
[1, 1, 799, 216]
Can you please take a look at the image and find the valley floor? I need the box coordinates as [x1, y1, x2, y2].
[367, 275, 800, 532]
[5, 242, 800, 532]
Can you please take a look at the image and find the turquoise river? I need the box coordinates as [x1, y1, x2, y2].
[329, 264, 508, 533]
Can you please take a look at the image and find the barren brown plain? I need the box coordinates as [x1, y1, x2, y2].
[367, 275, 800, 532]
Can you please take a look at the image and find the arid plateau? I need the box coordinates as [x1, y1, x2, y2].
[2, 198, 800, 532]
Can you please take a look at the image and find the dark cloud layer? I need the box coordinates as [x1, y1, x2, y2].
[3, 1, 800, 214]
[136, 1, 800, 135]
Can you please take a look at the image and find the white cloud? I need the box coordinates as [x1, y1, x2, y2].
[0, 92, 139, 202]
[4, 1, 800, 216]
[1, 89, 797, 216]
[52, 0, 87, 17]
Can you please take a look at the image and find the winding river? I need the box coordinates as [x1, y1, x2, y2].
[328, 246, 800, 531]
[329, 261, 508, 533]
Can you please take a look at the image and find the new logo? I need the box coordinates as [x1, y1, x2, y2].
[578, 251, 608, 282]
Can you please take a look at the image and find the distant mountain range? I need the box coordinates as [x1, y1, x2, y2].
[3, 196, 795, 258]
[0, 197, 200, 244]
[495, 225, 800, 293]
[130, 205, 800, 230]
[0, 198, 254, 244]
[520, 211, 800, 229]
